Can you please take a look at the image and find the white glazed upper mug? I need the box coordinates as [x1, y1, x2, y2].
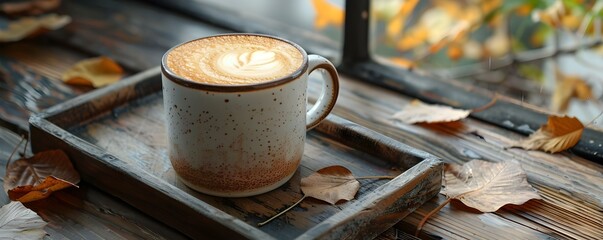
[161, 34, 339, 197]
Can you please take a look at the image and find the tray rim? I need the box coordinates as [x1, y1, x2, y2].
[29, 67, 443, 239]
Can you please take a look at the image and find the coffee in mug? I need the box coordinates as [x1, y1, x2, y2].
[162, 34, 339, 197]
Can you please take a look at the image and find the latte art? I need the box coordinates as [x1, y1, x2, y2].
[216, 50, 285, 79]
[166, 35, 304, 85]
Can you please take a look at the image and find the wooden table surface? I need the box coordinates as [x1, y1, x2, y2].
[0, 0, 601, 239]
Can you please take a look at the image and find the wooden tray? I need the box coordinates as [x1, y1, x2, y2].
[29, 67, 442, 240]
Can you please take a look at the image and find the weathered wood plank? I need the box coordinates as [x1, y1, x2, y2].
[30, 70, 441, 239]
[306, 74, 603, 239]
[0, 126, 187, 240]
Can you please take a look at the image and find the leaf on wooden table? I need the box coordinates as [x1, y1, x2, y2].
[61, 56, 124, 88]
[442, 160, 541, 212]
[4, 149, 80, 203]
[0, 14, 70, 42]
[259, 165, 371, 226]
[392, 100, 471, 124]
[552, 71, 592, 112]
[512, 115, 584, 153]
[311, 0, 344, 29]
[1, 0, 61, 17]
[300, 165, 360, 204]
[0, 201, 47, 239]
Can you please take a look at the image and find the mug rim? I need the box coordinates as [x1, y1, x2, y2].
[161, 33, 309, 92]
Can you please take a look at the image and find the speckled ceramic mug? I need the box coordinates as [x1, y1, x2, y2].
[161, 34, 339, 197]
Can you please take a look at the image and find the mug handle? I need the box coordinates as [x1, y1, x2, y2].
[306, 55, 339, 130]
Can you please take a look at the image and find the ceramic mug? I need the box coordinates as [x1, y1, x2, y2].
[161, 34, 339, 197]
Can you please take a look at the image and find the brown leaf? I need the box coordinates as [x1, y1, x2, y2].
[61, 56, 124, 88]
[551, 72, 592, 112]
[8, 176, 76, 202]
[514, 115, 584, 153]
[392, 100, 471, 124]
[442, 160, 541, 212]
[1, 0, 61, 17]
[4, 149, 80, 203]
[300, 165, 360, 204]
[0, 14, 70, 42]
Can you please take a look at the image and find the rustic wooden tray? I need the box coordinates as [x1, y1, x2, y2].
[29, 67, 442, 240]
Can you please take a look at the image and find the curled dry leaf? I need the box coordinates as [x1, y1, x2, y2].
[1, 0, 61, 17]
[513, 115, 584, 153]
[4, 149, 80, 203]
[61, 56, 124, 88]
[392, 100, 471, 124]
[0, 201, 47, 239]
[0, 14, 70, 42]
[301, 165, 360, 204]
[442, 160, 541, 212]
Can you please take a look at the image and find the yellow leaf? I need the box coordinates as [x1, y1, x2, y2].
[392, 100, 471, 124]
[396, 26, 428, 51]
[514, 115, 584, 153]
[386, 0, 418, 39]
[61, 56, 124, 88]
[0, 14, 70, 42]
[532, 0, 565, 27]
[447, 44, 463, 61]
[388, 57, 415, 69]
[312, 0, 344, 29]
[442, 160, 541, 212]
[300, 165, 360, 204]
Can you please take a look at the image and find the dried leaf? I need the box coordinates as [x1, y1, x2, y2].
[552, 72, 592, 112]
[4, 149, 80, 203]
[61, 56, 124, 88]
[0, 14, 70, 42]
[1, 0, 61, 17]
[8, 176, 76, 203]
[311, 0, 344, 29]
[442, 160, 541, 212]
[300, 165, 360, 204]
[385, 0, 418, 39]
[392, 100, 471, 124]
[0, 201, 47, 239]
[513, 115, 584, 153]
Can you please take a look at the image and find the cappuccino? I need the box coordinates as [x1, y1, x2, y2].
[165, 35, 304, 85]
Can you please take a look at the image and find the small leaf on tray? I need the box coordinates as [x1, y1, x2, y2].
[0, 201, 47, 239]
[300, 165, 360, 204]
[61, 56, 124, 88]
[4, 149, 80, 203]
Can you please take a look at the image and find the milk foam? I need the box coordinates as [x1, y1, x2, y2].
[166, 35, 304, 85]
